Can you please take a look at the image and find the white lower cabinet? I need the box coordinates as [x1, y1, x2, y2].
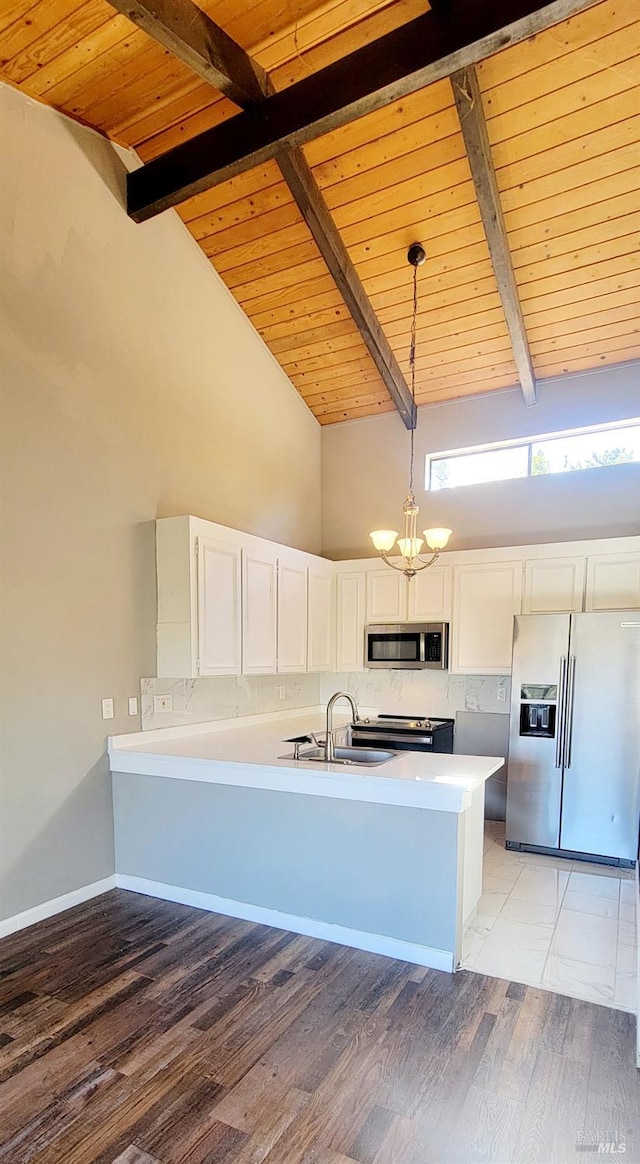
[585, 553, 640, 611]
[277, 558, 308, 672]
[522, 556, 585, 614]
[336, 572, 365, 671]
[196, 537, 242, 676]
[451, 561, 522, 675]
[308, 565, 334, 672]
[242, 547, 277, 674]
[366, 569, 407, 622]
[408, 565, 452, 621]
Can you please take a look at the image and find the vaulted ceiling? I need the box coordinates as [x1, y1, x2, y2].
[1, 0, 638, 424]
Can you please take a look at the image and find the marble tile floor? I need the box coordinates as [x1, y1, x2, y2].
[461, 820, 638, 1012]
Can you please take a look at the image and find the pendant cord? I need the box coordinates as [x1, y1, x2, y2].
[409, 261, 418, 498]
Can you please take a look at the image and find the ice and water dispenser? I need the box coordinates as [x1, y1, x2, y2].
[519, 683, 558, 739]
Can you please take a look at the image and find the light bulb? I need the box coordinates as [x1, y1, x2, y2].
[369, 529, 398, 552]
[424, 527, 452, 551]
[397, 537, 424, 559]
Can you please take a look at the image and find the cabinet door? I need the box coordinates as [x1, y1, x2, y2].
[242, 548, 277, 674]
[451, 562, 522, 674]
[366, 569, 407, 622]
[307, 566, 334, 672]
[336, 572, 365, 671]
[522, 556, 585, 614]
[585, 553, 640, 611]
[277, 559, 308, 672]
[196, 537, 242, 676]
[408, 565, 452, 621]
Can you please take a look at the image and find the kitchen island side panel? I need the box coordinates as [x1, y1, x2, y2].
[112, 772, 460, 953]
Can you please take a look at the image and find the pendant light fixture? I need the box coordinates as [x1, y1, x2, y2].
[369, 243, 452, 579]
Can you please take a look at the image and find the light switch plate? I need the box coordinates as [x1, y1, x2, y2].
[101, 698, 114, 720]
[153, 694, 173, 713]
[128, 696, 138, 716]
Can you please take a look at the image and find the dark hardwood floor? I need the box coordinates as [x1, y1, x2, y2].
[0, 890, 637, 1163]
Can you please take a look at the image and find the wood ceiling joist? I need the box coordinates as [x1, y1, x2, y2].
[3, 0, 637, 424]
[451, 65, 537, 406]
[107, 0, 417, 427]
[128, 0, 428, 158]
[108, 0, 269, 105]
[275, 145, 417, 427]
[125, 0, 604, 222]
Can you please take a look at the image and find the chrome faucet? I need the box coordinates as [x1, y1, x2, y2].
[325, 691, 359, 761]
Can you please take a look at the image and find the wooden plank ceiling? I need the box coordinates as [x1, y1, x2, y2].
[0, 0, 638, 425]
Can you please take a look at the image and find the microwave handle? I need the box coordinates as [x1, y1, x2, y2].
[419, 633, 426, 664]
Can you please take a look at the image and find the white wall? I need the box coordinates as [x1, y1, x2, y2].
[0, 84, 321, 923]
[321, 365, 640, 558]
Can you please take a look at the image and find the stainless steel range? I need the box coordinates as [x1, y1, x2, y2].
[351, 714, 454, 753]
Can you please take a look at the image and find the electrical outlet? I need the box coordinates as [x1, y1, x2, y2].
[101, 698, 114, 720]
[153, 694, 173, 713]
[276, 686, 286, 700]
[497, 686, 507, 703]
[128, 696, 138, 716]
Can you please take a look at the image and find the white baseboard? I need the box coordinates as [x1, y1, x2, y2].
[115, 873, 455, 972]
[0, 875, 117, 940]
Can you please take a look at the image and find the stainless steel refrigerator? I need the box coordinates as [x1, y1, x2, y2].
[506, 612, 640, 866]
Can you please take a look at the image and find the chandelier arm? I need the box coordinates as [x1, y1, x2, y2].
[410, 550, 441, 571]
[380, 551, 414, 573]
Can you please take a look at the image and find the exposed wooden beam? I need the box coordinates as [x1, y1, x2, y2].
[113, 0, 416, 425]
[127, 0, 601, 223]
[451, 65, 537, 406]
[276, 148, 416, 427]
[108, 0, 269, 106]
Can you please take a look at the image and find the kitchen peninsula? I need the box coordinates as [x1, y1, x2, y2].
[109, 707, 503, 972]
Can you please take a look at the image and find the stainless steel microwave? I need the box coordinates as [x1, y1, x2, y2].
[365, 623, 449, 670]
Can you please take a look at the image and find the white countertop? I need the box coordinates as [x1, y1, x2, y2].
[109, 707, 503, 813]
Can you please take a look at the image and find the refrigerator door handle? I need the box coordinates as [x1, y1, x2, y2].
[564, 654, 577, 769]
[555, 655, 568, 769]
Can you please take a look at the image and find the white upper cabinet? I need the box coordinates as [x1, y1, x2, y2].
[451, 561, 522, 675]
[586, 553, 640, 611]
[522, 556, 585, 614]
[308, 564, 334, 672]
[277, 557, 308, 672]
[242, 547, 277, 674]
[366, 569, 407, 622]
[408, 565, 452, 622]
[197, 537, 242, 676]
[336, 572, 365, 671]
[157, 517, 639, 679]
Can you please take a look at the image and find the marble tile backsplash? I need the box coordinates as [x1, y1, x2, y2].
[141, 674, 322, 730]
[142, 670, 510, 730]
[319, 671, 511, 720]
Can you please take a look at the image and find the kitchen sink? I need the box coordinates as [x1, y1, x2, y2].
[280, 745, 397, 766]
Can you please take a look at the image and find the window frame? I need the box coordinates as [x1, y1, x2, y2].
[425, 419, 640, 492]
